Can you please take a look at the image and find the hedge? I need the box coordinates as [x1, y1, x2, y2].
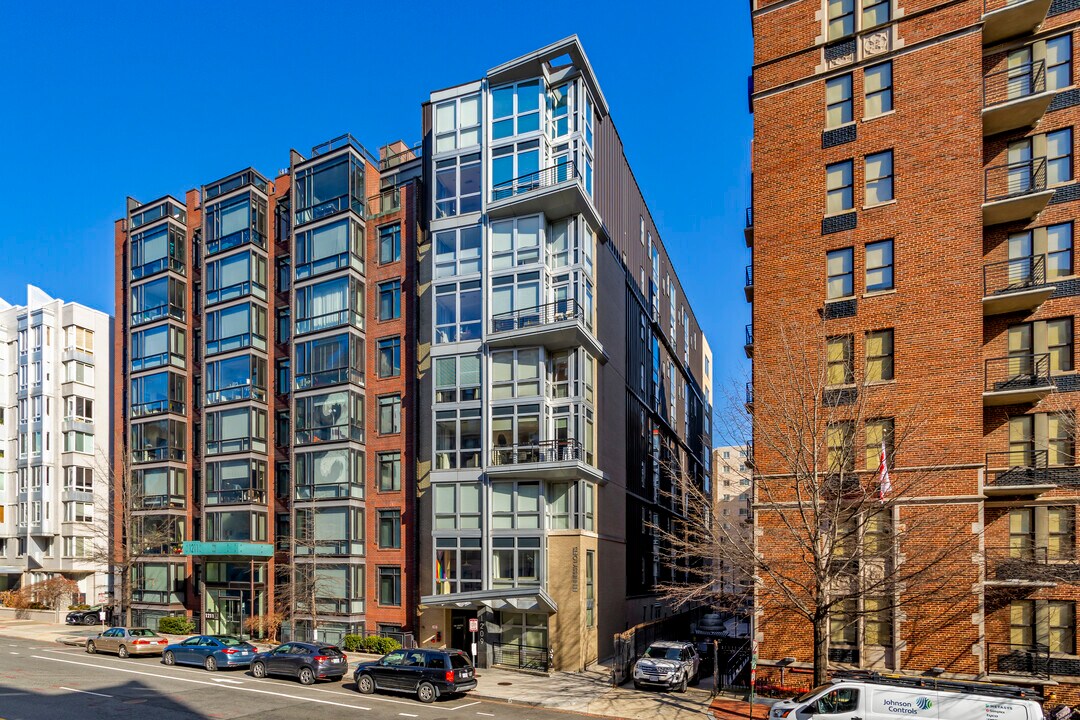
[342, 635, 401, 654]
[157, 615, 196, 635]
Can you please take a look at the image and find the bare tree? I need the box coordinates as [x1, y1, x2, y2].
[652, 320, 979, 685]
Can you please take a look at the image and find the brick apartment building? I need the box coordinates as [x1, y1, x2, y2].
[749, 0, 1080, 702]
[115, 138, 420, 644]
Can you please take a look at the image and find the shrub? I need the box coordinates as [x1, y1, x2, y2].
[157, 615, 196, 635]
[342, 635, 401, 654]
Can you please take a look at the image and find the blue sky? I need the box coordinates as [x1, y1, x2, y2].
[0, 0, 752, 388]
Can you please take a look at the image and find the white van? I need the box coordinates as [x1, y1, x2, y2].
[768, 672, 1044, 720]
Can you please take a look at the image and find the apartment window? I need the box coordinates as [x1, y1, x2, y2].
[434, 225, 482, 278]
[828, 0, 855, 40]
[585, 550, 595, 628]
[434, 152, 481, 218]
[378, 452, 401, 491]
[434, 407, 482, 469]
[1048, 35, 1073, 91]
[434, 355, 481, 403]
[865, 418, 894, 470]
[492, 480, 541, 529]
[433, 482, 482, 530]
[378, 223, 401, 264]
[827, 247, 854, 299]
[378, 510, 402, 549]
[434, 280, 482, 343]
[865, 239, 894, 292]
[1048, 223, 1073, 279]
[865, 150, 894, 205]
[865, 329, 895, 382]
[827, 160, 854, 214]
[378, 280, 401, 321]
[377, 337, 401, 378]
[1048, 128, 1074, 186]
[862, 0, 889, 28]
[826, 335, 854, 386]
[434, 93, 481, 153]
[378, 395, 401, 434]
[826, 74, 853, 128]
[827, 421, 855, 473]
[492, 79, 542, 139]
[378, 566, 402, 606]
[864, 62, 893, 118]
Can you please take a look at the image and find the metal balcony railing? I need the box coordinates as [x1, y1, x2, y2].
[987, 642, 1051, 679]
[984, 60, 1046, 108]
[490, 438, 585, 467]
[492, 161, 577, 202]
[986, 449, 1050, 486]
[490, 299, 583, 334]
[984, 254, 1048, 296]
[985, 157, 1048, 203]
[985, 353, 1052, 393]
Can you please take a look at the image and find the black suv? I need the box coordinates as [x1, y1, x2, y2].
[354, 648, 477, 703]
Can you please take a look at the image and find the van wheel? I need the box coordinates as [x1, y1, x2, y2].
[417, 681, 437, 703]
[357, 674, 375, 694]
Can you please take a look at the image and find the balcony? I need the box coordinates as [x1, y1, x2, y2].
[488, 299, 603, 358]
[487, 439, 603, 482]
[744, 264, 753, 302]
[744, 324, 753, 359]
[984, 450, 1056, 495]
[366, 188, 400, 219]
[983, 353, 1055, 405]
[985, 545, 1079, 586]
[487, 161, 602, 230]
[983, 60, 1053, 136]
[982, 255, 1055, 316]
[744, 207, 753, 247]
[983, 157, 1053, 226]
[982, 0, 1053, 46]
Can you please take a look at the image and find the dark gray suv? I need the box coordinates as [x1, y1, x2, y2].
[354, 648, 477, 703]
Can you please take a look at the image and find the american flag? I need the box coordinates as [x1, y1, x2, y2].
[877, 441, 891, 501]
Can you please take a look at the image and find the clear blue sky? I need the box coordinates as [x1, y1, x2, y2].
[0, 0, 752, 390]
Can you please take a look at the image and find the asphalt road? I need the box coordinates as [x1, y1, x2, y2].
[0, 636, 594, 720]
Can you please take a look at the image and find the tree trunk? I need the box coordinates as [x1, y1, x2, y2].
[813, 613, 830, 686]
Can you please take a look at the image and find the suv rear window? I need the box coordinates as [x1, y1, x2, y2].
[449, 653, 472, 669]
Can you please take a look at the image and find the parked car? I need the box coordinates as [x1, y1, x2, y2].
[249, 642, 348, 685]
[86, 627, 169, 658]
[65, 605, 111, 626]
[354, 648, 477, 703]
[632, 640, 700, 693]
[162, 635, 257, 671]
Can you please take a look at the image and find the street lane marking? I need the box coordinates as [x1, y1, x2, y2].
[59, 686, 112, 698]
[451, 701, 481, 710]
[32, 656, 372, 711]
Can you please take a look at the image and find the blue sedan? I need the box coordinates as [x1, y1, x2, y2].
[162, 635, 257, 671]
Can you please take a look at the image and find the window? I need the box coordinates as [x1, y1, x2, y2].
[378, 223, 401, 264]
[1048, 222, 1073, 279]
[491, 216, 542, 269]
[826, 75, 853, 128]
[434, 93, 481, 153]
[827, 160, 854, 214]
[378, 395, 401, 435]
[827, 421, 855, 472]
[434, 225, 482, 278]
[1047, 128, 1073, 186]
[434, 355, 481, 403]
[377, 337, 401, 378]
[378, 510, 401, 549]
[865, 329, 894, 382]
[828, 0, 855, 40]
[865, 418, 894, 470]
[491, 536, 542, 588]
[378, 452, 401, 491]
[865, 62, 893, 117]
[378, 567, 402, 606]
[1048, 317, 1074, 373]
[434, 536, 483, 594]
[862, 0, 889, 28]
[434, 280, 482, 343]
[434, 153, 481, 218]
[433, 482, 482, 530]
[826, 335, 854, 386]
[491, 481, 541, 529]
[1047, 35, 1073, 91]
[492, 79, 542, 139]
[378, 280, 401, 321]
[827, 247, 854, 299]
[434, 408, 482, 469]
[865, 239, 893, 292]
[865, 150, 894, 205]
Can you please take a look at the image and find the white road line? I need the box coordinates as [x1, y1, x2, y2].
[59, 686, 113, 698]
[451, 701, 482, 710]
[32, 656, 371, 711]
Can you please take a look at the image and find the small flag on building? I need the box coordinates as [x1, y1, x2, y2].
[877, 441, 891, 501]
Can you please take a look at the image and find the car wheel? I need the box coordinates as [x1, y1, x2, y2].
[357, 674, 375, 694]
[163, 651, 176, 666]
[205, 656, 217, 672]
[252, 661, 267, 679]
[86, 641, 96, 654]
[83, 616, 97, 626]
[417, 681, 437, 704]
[118, 645, 129, 659]
[298, 666, 316, 685]
[677, 675, 687, 693]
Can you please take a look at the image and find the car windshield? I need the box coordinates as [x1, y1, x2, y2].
[449, 653, 472, 669]
[795, 685, 834, 702]
[216, 636, 245, 646]
[129, 629, 158, 637]
[644, 646, 682, 661]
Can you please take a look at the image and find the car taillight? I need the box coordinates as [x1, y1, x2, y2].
[222, 649, 238, 655]
[313, 655, 329, 662]
[445, 670, 455, 682]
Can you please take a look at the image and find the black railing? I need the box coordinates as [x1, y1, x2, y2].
[492, 161, 577, 202]
[985, 353, 1052, 392]
[988, 642, 1051, 679]
[491, 438, 585, 467]
[985, 157, 1048, 203]
[984, 254, 1048, 296]
[986, 449, 1050, 487]
[490, 299, 583, 334]
[491, 641, 551, 672]
[984, 60, 1047, 108]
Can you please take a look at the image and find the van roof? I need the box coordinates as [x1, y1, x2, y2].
[831, 670, 1043, 701]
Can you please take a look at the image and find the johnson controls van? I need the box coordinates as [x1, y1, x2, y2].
[768, 672, 1044, 720]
